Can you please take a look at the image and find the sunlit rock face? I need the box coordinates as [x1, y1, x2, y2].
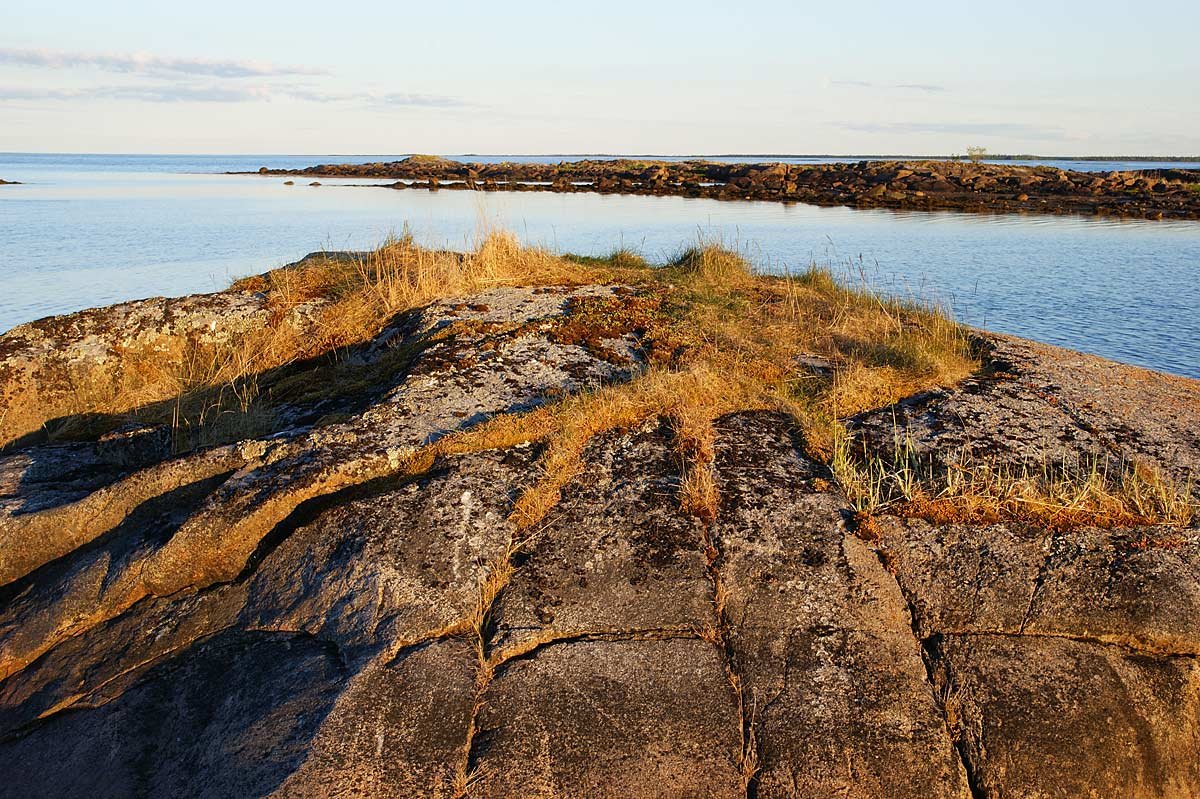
[1, 279, 1198, 799]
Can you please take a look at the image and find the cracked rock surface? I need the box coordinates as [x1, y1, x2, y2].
[851, 334, 1200, 495]
[1, 283, 1199, 798]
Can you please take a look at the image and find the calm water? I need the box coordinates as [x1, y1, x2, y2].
[2, 153, 1198, 378]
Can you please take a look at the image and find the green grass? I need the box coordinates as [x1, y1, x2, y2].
[562, 247, 649, 270]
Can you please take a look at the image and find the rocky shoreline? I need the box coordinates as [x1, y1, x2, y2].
[0, 179, 20, 185]
[1, 245, 1198, 797]
[242, 156, 1200, 220]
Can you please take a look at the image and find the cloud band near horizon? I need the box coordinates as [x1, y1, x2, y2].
[0, 83, 469, 107]
[0, 46, 323, 78]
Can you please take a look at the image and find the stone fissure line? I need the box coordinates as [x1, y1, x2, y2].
[917, 633, 988, 799]
[0, 571, 218, 685]
[3, 596, 381, 740]
[1, 463, 439, 723]
[1017, 535, 1056, 635]
[0, 443, 256, 589]
[446, 462, 725, 799]
[696, 516, 760, 798]
[862, 532, 987, 799]
[671, 413, 763, 797]
[0, 625, 350, 745]
[942, 628, 1199, 660]
[453, 689, 487, 798]
[449, 520, 531, 799]
[0, 635, 202, 744]
[489, 627, 703, 668]
[451, 626, 714, 792]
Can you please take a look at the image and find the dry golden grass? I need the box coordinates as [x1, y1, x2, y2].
[652, 249, 975, 427]
[7, 230, 596, 450]
[940, 682, 965, 743]
[670, 241, 755, 284]
[674, 405, 720, 524]
[36, 228, 1130, 531]
[233, 228, 594, 352]
[11, 230, 986, 527]
[33, 329, 297, 449]
[373, 234, 977, 533]
[427, 365, 770, 531]
[24, 226, 1183, 531]
[835, 433, 1197, 531]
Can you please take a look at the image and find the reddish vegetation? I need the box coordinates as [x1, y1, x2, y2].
[895, 496, 1157, 533]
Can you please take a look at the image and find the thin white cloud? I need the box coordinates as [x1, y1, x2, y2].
[0, 83, 469, 107]
[0, 46, 323, 78]
[894, 83, 947, 93]
[0, 84, 269, 102]
[285, 87, 468, 107]
[830, 79, 948, 93]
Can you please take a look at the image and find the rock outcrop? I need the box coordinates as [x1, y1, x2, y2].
[242, 157, 1200, 220]
[1, 274, 1198, 798]
[0, 287, 313, 448]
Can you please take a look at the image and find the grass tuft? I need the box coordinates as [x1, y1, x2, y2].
[833, 430, 1197, 530]
[669, 241, 754, 284]
[5, 229, 594, 450]
[563, 246, 650, 271]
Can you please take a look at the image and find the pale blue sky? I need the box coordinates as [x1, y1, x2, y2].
[2, 0, 1197, 155]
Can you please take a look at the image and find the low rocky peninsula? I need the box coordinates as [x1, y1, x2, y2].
[242, 155, 1200, 220]
[0, 179, 19, 185]
[1, 236, 1198, 797]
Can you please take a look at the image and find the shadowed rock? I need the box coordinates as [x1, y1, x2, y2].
[0, 629, 349, 799]
[273, 638, 480, 798]
[471, 638, 745, 799]
[491, 421, 714, 653]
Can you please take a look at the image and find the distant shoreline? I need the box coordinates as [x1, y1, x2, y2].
[244, 156, 1200, 221]
[2, 151, 1198, 162]
[455, 153, 1200, 163]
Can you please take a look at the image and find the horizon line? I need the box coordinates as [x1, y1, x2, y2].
[3, 150, 1199, 161]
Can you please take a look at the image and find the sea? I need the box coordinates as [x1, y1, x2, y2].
[1, 152, 1198, 378]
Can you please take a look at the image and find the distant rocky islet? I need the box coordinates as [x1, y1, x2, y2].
[246, 156, 1200, 220]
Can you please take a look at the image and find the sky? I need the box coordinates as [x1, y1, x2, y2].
[1, 0, 1198, 155]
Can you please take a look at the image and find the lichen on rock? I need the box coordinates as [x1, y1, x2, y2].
[0, 243, 1198, 798]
